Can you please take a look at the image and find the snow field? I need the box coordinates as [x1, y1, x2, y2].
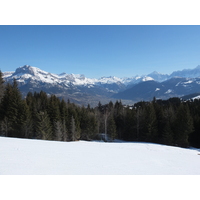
[0, 136, 200, 175]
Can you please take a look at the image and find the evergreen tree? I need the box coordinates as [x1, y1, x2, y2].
[0, 117, 10, 137]
[143, 103, 158, 142]
[187, 99, 200, 147]
[0, 70, 5, 103]
[47, 95, 61, 139]
[114, 100, 125, 139]
[98, 101, 103, 113]
[69, 116, 80, 141]
[162, 105, 176, 145]
[189, 114, 200, 147]
[48, 95, 61, 123]
[124, 108, 137, 141]
[161, 121, 174, 145]
[88, 112, 98, 139]
[152, 100, 165, 143]
[79, 105, 98, 140]
[35, 111, 53, 140]
[20, 99, 33, 138]
[173, 104, 193, 147]
[25, 92, 38, 138]
[0, 80, 28, 137]
[136, 106, 145, 141]
[60, 99, 68, 141]
[107, 116, 117, 141]
[79, 106, 89, 140]
[54, 120, 63, 141]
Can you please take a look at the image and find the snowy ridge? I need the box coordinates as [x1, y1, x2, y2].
[142, 76, 154, 82]
[2, 71, 14, 78]
[98, 76, 123, 84]
[3, 65, 200, 87]
[192, 95, 200, 100]
[3, 65, 129, 87]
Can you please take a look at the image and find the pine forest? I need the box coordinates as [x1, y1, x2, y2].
[0, 70, 200, 148]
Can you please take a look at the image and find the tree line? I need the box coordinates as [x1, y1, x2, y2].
[0, 70, 200, 148]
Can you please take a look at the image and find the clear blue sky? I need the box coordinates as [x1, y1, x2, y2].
[1, 25, 200, 78]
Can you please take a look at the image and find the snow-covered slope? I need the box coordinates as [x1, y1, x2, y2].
[2, 71, 14, 78]
[192, 95, 200, 100]
[0, 136, 199, 175]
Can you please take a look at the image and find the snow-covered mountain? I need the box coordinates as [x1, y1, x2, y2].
[113, 77, 200, 101]
[170, 65, 200, 78]
[147, 71, 170, 82]
[5, 65, 126, 87]
[144, 65, 200, 82]
[3, 65, 129, 106]
[2, 65, 165, 89]
[5, 64, 200, 85]
[3, 64, 200, 105]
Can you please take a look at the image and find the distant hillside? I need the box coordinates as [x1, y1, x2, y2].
[113, 77, 200, 101]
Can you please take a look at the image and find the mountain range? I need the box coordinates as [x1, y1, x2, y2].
[3, 65, 200, 106]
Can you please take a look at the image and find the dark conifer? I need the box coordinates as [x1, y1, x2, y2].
[143, 103, 158, 142]
[60, 99, 68, 141]
[174, 104, 193, 147]
[35, 111, 53, 140]
[69, 115, 79, 141]
[107, 116, 117, 141]
[0, 70, 5, 103]
[21, 100, 33, 138]
[0, 80, 27, 137]
[124, 108, 137, 141]
[161, 121, 174, 145]
[47, 95, 61, 139]
[114, 100, 125, 139]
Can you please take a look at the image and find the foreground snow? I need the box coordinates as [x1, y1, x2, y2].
[0, 136, 200, 175]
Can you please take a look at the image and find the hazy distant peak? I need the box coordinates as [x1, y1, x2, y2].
[149, 71, 160, 75]
[195, 65, 200, 69]
[170, 65, 200, 78]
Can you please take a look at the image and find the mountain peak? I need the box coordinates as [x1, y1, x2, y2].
[13, 65, 37, 76]
[19, 65, 35, 70]
[149, 71, 160, 75]
[13, 65, 50, 78]
[195, 65, 200, 69]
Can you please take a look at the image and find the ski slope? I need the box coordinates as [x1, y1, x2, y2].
[0, 136, 200, 175]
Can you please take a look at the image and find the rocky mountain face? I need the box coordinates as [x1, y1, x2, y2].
[3, 65, 200, 106]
